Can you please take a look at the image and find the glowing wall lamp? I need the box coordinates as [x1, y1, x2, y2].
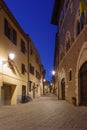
[0, 58, 3, 66]
[50, 83, 52, 86]
[43, 78, 46, 82]
[0, 53, 16, 73]
[43, 78, 46, 95]
[52, 70, 55, 76]
[8, 53, 15, 60]
[0, 53, 15, 66]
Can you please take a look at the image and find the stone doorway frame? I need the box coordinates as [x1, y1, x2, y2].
[1, 82, 16, 105]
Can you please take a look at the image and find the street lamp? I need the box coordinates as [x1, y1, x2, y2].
[52, 70, 55, 94]
[43, 78, 46, 82]
[50, 83, 52, 86]
[43, 78, 46, 95]
[52, 70, 55, 76]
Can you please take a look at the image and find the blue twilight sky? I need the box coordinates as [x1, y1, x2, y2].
[4, 0, 57, 81]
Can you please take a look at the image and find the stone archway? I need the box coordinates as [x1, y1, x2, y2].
[61, 78, 65, 100]
[76, 42, 87, 105]
[59, 68, 67, 100]
[79, 61, 87, 105]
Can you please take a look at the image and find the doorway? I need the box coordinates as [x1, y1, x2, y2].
[22, 85, 26, 102]
[33, 83, 35, 98]
[61, 78, 65, 100]
[2, 83, 16, 105]
[79, 61, 87, 105]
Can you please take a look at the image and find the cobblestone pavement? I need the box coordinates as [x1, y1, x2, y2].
[0, 93, 87, 130]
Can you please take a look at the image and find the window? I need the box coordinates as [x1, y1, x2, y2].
[29, 81, 32, 92]
[4, 18, 11, 39]
[66, 0, 69, 9]
[80, 12, 85, 30]
[4, 18, 17, 45]
[69, 70, 72, 81]
[65, 31, 71, 52]
[21, 64, 26, 74]
[66, 39, 70, 52]
[22, 85, 26, 96]
[36, 85, 38, 92]
[30, 46, 33, 55]
[76, 21, 80, 36]
[13, 29, 17, 44]
[21, 39, 26, 54]
[36, 56, 39, 64]
[36, 70, 40, 79]
[70, 1, 74, 14]
[30, 64, 34, 75]
[60, 52, 65, 60]
[80, 0, 87, 29]
[75, 5, 87, 38]
[60, 18, 63, 27]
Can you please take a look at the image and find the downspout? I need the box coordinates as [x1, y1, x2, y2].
[26, 35, 30, 95]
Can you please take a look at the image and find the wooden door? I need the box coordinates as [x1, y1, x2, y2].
[61, 78, 65, 100]
[80, 61, 87, 105]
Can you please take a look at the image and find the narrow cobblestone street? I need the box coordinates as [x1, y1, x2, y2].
[0, 93, 87, 130]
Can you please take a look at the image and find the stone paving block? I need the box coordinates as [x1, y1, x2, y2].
[0, 93, 87, 130]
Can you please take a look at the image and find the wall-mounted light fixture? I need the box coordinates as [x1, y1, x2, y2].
[0, 58, 3, 66]
[8, 53, 15, 60]
[50, 83, 52, 86]
[0, 5, 2, 10]
[52, 70, 55, 76]
[43, 78, 46, 82]
[0, 53, 15, 65]
[0, 53, 21, 75]
[0, 53, 16, 73]
[7, 53, 16, 73]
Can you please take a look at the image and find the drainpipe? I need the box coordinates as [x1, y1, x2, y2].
[26, 34, 30, 96]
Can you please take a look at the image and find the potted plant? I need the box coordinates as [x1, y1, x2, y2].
[72, 97, 76, 105]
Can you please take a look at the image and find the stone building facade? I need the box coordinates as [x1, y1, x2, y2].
[28, 39, 44, 99]
[51, 0, 87, 106]
[0, 1, 44, 105]
[43, 80, 50, 94]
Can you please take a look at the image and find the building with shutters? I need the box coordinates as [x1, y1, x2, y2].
[28, 39, 45, 99]
[0, 0, 44, 105]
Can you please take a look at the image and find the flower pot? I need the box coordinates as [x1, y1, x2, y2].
[72, 97, 76, 105]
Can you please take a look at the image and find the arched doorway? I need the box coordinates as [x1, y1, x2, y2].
[61, 78, 65, 100]
[79, 61, 87, 105]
